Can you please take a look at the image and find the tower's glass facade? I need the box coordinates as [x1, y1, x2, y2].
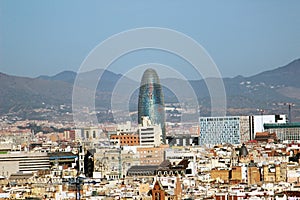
[199, 116, 241, 145]
[138, 68, 166, 143]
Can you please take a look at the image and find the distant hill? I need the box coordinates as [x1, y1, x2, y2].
[186, 59, 300, 117]
[1, 58, 300, 121]
[37, 70, 77, 84]
[37, 69, 134, 92]
[0, 72, 73, 115]
[251, 59, 300, 87]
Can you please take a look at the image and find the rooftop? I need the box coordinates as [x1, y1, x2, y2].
[264, 122, 300, 129]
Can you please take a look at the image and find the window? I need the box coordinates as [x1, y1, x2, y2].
[186, 169, 192, 174]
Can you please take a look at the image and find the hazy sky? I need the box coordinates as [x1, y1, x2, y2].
[0, 0, 300, 79]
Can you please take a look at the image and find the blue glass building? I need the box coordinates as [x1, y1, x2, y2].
[138, 68, 166, 143]
[199, 116, 241, 145]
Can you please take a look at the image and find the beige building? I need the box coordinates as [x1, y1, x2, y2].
[0, 152, 50, 178]
[248, 163, 261, 185]
[263, 162, 287, 183]
[93, 147, 140, 179]
[137, 145, 169, 166]
[230, 166, 242, 184]
[210, 168, 230, 183]
[240, 116, 251, 143]
[287, 166, 300, 183]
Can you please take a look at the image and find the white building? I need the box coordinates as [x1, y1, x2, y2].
[199, 114, 286, 145]
[138, 116, 162, 147]
[250, 114, 286, 139]
[0, 152, 50, 177]
[116, 121, 135, 134]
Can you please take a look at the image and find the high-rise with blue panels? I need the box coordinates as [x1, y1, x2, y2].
[199, 116, 241, 145]
[138, 68, 166, 143]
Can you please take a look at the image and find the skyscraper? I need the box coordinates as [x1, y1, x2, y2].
[138, 68, 166, 143]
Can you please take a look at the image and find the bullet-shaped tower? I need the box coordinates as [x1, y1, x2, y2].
[138, 68, 166, 143]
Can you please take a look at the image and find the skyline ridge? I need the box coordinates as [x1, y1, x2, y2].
[0, 57, 300, 121]
[13, 57, 298, 81]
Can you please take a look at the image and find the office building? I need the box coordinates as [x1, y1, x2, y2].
[138, 68, 166, 143]
[199, 114, 286, 145]
[138, 116, 162, 147]
[137, 145, 168, 166]
[249, 114, 286, 140]
[199, 116, 241, 145]
[0, 152, 50, 177]
[264, 122, 300, 142]
[110, 133, 140, 146]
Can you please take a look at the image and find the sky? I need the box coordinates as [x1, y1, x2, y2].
[0, 0, 300, 79]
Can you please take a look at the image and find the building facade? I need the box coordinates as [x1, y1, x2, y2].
[75, 127, 102, 141]
[165, 147, 197, 177]
[199, 114, 287, 145]
[264, 122, 300, 142]
[0, 152, 50, 177]
[199, 116, 241, 145]
[249, 114, 286, 140]
[166, 134, 199, 146]
[138, 68, 166, 143]
[110, 133, 140, 146]
[137, 145, 168, 166]
[138, 116, 162, 147]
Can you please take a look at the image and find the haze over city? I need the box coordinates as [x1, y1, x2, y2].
[1, 1, 300, 199]
[1, 1, 300, 79]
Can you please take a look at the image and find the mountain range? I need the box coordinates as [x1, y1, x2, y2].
[1, 58, 300, 122]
